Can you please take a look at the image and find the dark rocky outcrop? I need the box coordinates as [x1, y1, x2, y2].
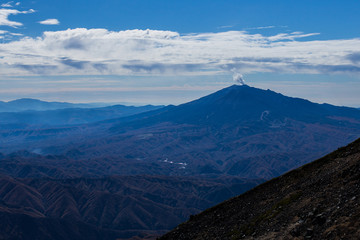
[161, 138, 360, 239]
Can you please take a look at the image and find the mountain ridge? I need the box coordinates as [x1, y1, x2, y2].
[0, 104, 164, 128]
[0, 174, 262, 240]
[160, 137, 360, 239]
[1, 85, 360, 179]
[0, 98, 97, 112]
[1, 85, 360, 239]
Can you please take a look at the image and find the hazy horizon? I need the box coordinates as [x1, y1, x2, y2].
[1, 82, 360, 108]
[1, 1, 360, 107]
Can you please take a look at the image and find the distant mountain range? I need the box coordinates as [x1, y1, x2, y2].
[160, 137, 360, 239]
[0, 98, 103, 112]
[1, 85, 359, 179]
[0, 104, 163, 128]
[1, 85, 360, 239]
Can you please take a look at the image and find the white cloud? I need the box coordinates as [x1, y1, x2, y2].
[38, 18, 60, 25]
[0, 8, 35, 27]
[9, 32, 21, 36]
[0, 30, 8, 39]
[267, 32, 319, 41]
[0, 1, 19, 7]
[218, 25, 235, 29]
[1, 1, 13, 7]
[246, 26, 275, 30]
[0, 30, 23, 40]
[0, 28, 359, 76]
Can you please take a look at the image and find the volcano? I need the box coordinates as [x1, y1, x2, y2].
[1, 85, 360, 179]
[1, 85, 360, 239]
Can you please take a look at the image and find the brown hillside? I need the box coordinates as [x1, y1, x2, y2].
[0, 175, 261, 240]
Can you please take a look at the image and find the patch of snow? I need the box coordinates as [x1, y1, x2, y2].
[162, 158, 187, 169]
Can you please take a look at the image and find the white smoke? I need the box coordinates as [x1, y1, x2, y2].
[231, 70, 246, 85]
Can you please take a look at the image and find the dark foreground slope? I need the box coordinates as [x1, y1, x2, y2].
[161, 138, 360, 240]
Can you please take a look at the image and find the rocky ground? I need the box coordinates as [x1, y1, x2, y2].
[160, 138, 360, 239]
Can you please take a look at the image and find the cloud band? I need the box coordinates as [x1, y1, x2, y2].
[0, 28, 359, 76]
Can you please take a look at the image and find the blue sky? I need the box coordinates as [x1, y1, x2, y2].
[1, 0, 360, 106]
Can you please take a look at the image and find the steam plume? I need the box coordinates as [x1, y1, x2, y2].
[231, 70, 246, 85]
